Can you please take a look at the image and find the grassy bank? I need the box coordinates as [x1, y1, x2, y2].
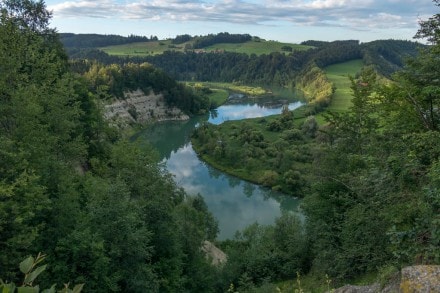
[201, 81, 268, 96]
[207, 88, 229, 106]
[191, 110, 316, 196]
[325, 59, 363, 112]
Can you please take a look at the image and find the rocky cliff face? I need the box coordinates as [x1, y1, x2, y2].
[201, 240, 227, 266]
[103, 89, 189, 128]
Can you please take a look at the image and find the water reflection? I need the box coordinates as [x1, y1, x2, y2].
[135, 97, 303, 239]
[164, 143, 300, 239]
[208, 101, 303, 125]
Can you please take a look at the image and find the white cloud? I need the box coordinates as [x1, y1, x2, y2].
[48, 0, 434, 31]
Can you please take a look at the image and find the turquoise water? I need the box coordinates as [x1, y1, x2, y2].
[135, 98, 303, 239]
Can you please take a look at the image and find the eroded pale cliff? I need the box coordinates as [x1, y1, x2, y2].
[104, 89, 189, 128]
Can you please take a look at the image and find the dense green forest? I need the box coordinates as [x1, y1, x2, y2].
[1, 0, 439, 292]
[192, 1, 440, 290]
[0, 1, 218, 292]
[191, 32, 253, 49]
[60, 33, 158, 48]
[65, 37, 420, 86]
[70, 60, 212, 115]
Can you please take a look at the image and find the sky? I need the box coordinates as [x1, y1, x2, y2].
[45, 0, 436, 43]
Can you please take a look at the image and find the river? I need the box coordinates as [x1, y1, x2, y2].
[134, 96, 303, 239]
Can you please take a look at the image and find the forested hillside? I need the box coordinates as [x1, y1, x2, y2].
[70, 60, 211, 115]
[0, 1, 219, 292]
[192, 2, 440, 290]
[60, 33, 157, 48]
[64, 35, 421, 88]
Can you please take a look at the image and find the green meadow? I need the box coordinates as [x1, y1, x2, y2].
[325, 59, 364, 112]
[100, 40, 175, 56]
[100, 39, 312, 56]
[203, 40, 311, 55]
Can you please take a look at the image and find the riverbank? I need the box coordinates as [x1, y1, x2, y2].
[190, 59, 364, 194]
[191, 109, 316, 196]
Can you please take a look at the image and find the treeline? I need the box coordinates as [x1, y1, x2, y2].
[66, 49, 307, 86]
[192, 32, 252, 49]
[312, 40, 361, 67]
[145, 50, 308, 86]
[71, 60, 211, 114]
[59, 33, 158, 49]
[171, 34, 192, 44]
[300, 40, 329, 47]
[362, 39, 422, 77]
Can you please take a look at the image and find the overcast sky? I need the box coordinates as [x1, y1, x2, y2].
[45, 0, 436, 43]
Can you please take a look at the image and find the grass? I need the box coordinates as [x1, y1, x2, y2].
[207, 88, 229, 106]
[324, 59, 364, 112]
[191, 81, 268, 96]
[203, 40, 311, 55]
[100, 39, 312, 57]
[100, 39, 177, 56]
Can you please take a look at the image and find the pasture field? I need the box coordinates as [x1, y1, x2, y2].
[186, 81, 268, 97]
[324, 59, 364, 112]
[100, 39, 176, 56]
[100, 39, 312, 56]
[207, 88, 229, 106]
[203, 40, 311, 55]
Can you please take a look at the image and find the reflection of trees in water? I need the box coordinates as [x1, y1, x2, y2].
[210, 109, 218, 120]
[259, 187, 302, 213]
[278, 197, 301, 213]
[207, 165, 222, 179]
[134, 115, 207, 160]
[243, 182, 256, 197]
[227, 175, 241, 188]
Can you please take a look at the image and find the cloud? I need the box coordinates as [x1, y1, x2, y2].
[49, 0, 119, 18]
[48, 0, 434, 31]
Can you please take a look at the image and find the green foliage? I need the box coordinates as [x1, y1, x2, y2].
[295, 62, 334, 113]
[0, 1, 222, 292]
[60, 33, 154, 49]
[219, 214, 309, 291]
[361, 40, 422, 77]
[0, 253, 84, 293]
[192, 114, 314, 195]
[79, 61, 211, 115]
[303, 5, 440, 281]
[192, 32, 252, 49]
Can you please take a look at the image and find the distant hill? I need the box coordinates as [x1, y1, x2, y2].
[61, 33, 423, 85]
[361, 39, 422, 77]
[59, 33, 158, 49]
[300, 39, 422, 77]
[60, 32, 312, 56]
